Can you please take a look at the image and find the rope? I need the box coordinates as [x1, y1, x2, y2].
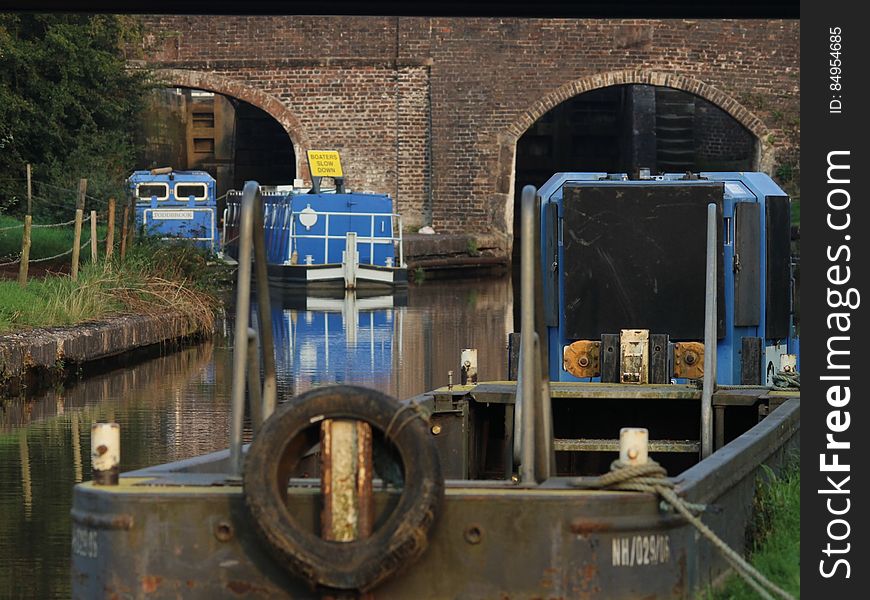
[569, 460, 795, 600]
[772, 369, 800, 389]
[0, 234, 102, 266]
[0, 214, 90, 232]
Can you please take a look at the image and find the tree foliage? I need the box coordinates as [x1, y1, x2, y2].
[0, 14, 150, 217]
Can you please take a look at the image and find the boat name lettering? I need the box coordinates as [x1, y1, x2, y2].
[72, 525, 98, 559]
[611, 534, 670, 567]
[152, 210, 195, 220]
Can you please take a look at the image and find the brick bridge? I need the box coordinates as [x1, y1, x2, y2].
[132, 16, 799, 248]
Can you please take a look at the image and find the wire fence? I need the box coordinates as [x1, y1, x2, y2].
[0, 214, 102, 267]
[0, 176, 126, 275]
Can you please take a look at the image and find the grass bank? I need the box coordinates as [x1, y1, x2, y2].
[0, 240, 227, 333]
[709, 461, 800, 599]
[0, 214, 105, 262]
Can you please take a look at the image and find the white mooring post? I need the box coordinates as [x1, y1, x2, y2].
[343, 231, 358, 289]
[619, 427, 649, 465]
[460, 348, 478, 385]
[91, 422, 120, 485]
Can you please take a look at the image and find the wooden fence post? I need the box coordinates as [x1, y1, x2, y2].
[105, 198, 115, 261]
[17, 165, 32, 287]
[90, 210, 98, 263]
[120, 199, 130, 260]
[71, 178, 87, 281]
[18, 217, 32, 288]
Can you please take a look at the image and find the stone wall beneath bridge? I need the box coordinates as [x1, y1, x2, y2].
[133, 16, 800, 243]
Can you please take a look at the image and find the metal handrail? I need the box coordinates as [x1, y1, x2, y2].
[223, 201, 406, 268]
[518, 185, 538, 485]
[288, 210, 405, 267]
[229, 181, 278, 476]
[700, 203, 718, 458]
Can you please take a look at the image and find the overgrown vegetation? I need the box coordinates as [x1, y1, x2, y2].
[0, 14, 151, 219]
[0, 240, 225, 333]
[709, 461, 800, 599]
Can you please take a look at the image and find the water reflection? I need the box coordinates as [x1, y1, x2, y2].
[0, 276, 513, 599]
[266, 293, 399, 396]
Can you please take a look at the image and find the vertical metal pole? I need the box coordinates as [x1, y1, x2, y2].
[519, 185, 537, 484]
[701, 203, 718, 458]
[247, 328, 263, 433]
[397, 216, 404, 267]
[229, 184, 256, 475]
[251, 189, 277, 423]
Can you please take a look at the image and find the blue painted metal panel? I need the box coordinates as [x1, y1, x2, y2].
[128, 170, 219, 250]
[260, 192, 398, 267]
[540, 172, 798, 386]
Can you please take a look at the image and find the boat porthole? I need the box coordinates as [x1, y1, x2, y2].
[463, 525, 483, 545]
[214, 521, 234, 543]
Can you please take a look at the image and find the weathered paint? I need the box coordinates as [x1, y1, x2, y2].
[71, 398, 798, 598]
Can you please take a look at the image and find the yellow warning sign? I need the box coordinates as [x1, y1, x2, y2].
[307, 150, 344, 178]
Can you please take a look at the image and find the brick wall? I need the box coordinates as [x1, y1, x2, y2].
[134, 16, 800, 238]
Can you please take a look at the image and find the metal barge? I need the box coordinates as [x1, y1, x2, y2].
[223, 186, 408, 291]
[71, 174, 799, 598]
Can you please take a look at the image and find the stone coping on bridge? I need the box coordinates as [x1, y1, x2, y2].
[0, 313, 210, 396]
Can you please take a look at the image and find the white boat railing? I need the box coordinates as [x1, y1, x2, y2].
[288, 210, 405, 267]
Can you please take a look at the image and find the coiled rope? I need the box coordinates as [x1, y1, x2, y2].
[772, 369, 800, 389]
[569, 460, 795, 600]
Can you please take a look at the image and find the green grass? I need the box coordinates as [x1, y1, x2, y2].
[0, 240, 224, 333]
[0, 214, 105, 261]
[791, 198, 800, 227]
[709, 462, 800, 599]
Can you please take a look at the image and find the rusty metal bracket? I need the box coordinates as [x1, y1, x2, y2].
[562, 340, 600, 378]
[673, 342, 705, 380]
[620, 329, 649, 384]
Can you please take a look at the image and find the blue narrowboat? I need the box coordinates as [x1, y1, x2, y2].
[129, 169, 220, 252]
[224, 187, 408, 291]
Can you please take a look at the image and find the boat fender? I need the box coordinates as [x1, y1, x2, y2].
[243, 385, 444, 592]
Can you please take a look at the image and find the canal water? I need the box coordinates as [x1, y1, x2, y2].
[0, 276, 513, 599]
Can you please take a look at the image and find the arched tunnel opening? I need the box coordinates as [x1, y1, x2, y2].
[512, 84, 758, 261]
[138, 87, 296, 197]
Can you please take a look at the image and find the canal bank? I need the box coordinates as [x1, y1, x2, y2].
[0, 312, 213, 397]
[403, 232, 511, 278]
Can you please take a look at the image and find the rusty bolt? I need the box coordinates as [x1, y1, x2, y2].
[628, 448, 639, 460]
[431, 424, 442, 436]
[96, 444, 108, 456]
[214, 521, 234, 543]
[578, 356, 589, 367]
[684, 352, 697, 366]
[464, 525, 483, 545]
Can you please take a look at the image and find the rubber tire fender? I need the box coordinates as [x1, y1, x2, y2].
[243, 385, 444, 592]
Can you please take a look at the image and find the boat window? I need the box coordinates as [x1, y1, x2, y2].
[175, 183, 208, 201]
[136, 183, 169, 201]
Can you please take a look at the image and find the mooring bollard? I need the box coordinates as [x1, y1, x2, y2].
[91, 422, 120, 485]
[460, 348, 478, 385]
[619, 427, 649, 465]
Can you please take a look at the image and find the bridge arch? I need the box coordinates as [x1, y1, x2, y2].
[499, 69, 775, 243]
[152, 68, 312, 179]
